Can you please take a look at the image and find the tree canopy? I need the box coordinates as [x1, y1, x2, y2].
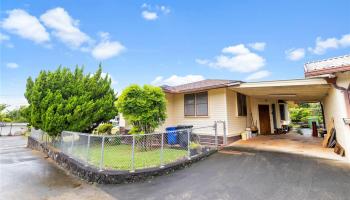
[1, 105, 29, 122]
[288, 102, 323, 124]
[116, 84, 167, 134]
[24, 65, 117, 137]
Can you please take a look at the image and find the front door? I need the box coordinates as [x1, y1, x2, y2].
[258, 105, 271, 135]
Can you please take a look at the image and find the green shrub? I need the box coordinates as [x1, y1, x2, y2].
[2, 118, 12, 122]
[97, 123, 113, 134]
[116, 84, 166, 134]
[190, 142, 201, 149]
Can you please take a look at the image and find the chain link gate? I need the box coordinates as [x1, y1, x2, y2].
[191, 121, 227, 148]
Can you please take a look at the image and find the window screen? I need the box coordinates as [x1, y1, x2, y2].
[184, 92, 208, 116]
[237, 93, 247, 116]
[279, 104, 286, 120]
[196, 92, 208, 116]
[184, 94, 195, 116]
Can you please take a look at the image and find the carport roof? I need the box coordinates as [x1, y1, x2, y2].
[229, 78, 331, 101]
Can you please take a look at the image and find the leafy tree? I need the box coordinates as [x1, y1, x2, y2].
[0, 104, 8, 121]
[116, 84, 167, 134]
[97, 123, 113, 134]
[289, 103, 323, 124]
[25, 65, 117, 137]
[5, 106, 29, 122]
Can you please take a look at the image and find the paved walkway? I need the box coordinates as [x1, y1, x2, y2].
[229, 132, 348, 162]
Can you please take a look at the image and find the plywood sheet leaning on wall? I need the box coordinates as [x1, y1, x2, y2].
[322, 118, 334, 147]
[334, 142, 346, 157]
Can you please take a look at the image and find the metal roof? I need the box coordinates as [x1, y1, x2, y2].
[304, 55, 350, 77]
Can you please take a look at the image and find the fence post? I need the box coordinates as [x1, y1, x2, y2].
[70, 133, 75, 154]
[187, 129, 191, 160]
[86, 134, 91, 166]
[214, 121, 218, 149]
[223, 121, 227, 145]
[60, 132, 63, 150]
[99, 136, 105, 171]
[160, 132, 164, 167]
[131, 135, 135, 172]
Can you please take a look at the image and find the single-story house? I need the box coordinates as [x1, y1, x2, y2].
[158, 55, 350, 159]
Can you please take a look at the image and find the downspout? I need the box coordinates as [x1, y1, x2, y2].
[325, 76, 350, 124]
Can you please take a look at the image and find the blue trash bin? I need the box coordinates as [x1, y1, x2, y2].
[166, 127, 178, 144]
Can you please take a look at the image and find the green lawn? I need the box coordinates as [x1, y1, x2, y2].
[72, 143, 187, 170]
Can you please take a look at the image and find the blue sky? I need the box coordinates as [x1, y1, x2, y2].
[1, 0, 350, 108]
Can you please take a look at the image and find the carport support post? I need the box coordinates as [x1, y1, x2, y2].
[214, 121, 218, 149]
[86, 134, 90, 166]
[187, 129, 191, 160]
[160, 132, 164, 167]
[223, 121, 227, 145]
[131, 135, 135, 172]
[99, 136, 105, 171]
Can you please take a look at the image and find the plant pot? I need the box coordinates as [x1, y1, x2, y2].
[190, 149, 198, 156]
[201, 146, 210, 152]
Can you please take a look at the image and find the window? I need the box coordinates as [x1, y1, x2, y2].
[279, 104, 286, 120]
[184, 92, 208, 116]
[237, 93, 247, 116]
[196, 92, 208, 116]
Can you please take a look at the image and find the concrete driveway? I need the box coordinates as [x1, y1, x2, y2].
[1, 136, 350, 200]
[100, 150, 350, 200]
[229, 132, 347, 161]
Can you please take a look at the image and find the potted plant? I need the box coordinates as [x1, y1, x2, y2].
[189, 142, 202, 156]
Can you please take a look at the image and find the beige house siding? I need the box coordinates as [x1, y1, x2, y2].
[158, 93, 175, 131]
[249, 97, 289, 134]
[323, 71, 350, 160]
[161, 87, 292, 136]
[226, 89, 249, 136]
[161, 88, 228, 135]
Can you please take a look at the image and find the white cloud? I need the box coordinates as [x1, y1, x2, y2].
[141, 3, 151, 9]
[151, 75, 205, 86]
[222, 44, 250, 54]
[195, 59, 210, 65]
[339, 34, 350, 47]
[245, 70, 271, 81]
[6, 62, 19, 69]
[0, 95, 28, 111]
[285, 48, 305, 61]
[308, 33, 350, 55]
[141, 4, 170, 20]
[101, 72, 118, 85]
[40, 7, 91, 48]
[197, 44, 266, 73]
[248, 42, 266, 51]
[0, 33, 10, 42]
[142, 11, 158, 20]
[159, 5, 171, 14]
[2, 9, 50, 43]
[91, 32, 125, 60]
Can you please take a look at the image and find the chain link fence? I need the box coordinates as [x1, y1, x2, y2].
[30, 127, 219, 171]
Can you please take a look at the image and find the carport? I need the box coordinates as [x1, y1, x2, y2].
[229, 78, 330, 135]
[227, 78, 347, 160]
